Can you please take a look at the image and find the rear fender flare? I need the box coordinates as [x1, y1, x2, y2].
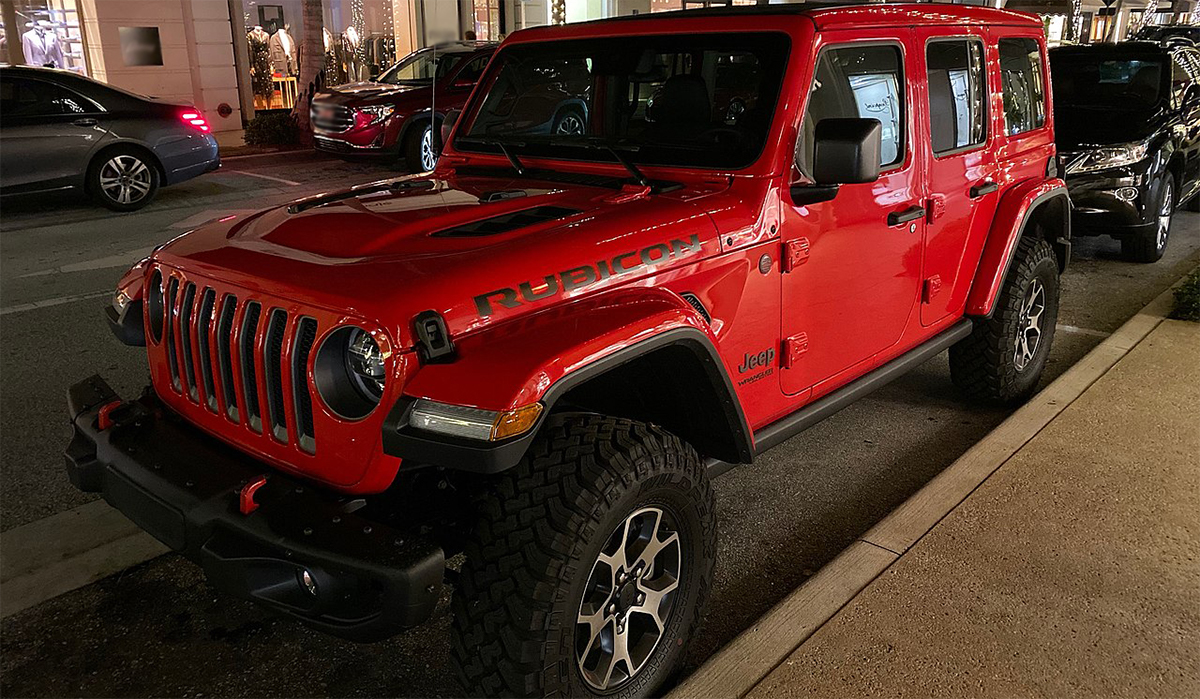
[382, 287, 753, 473]
[965, 179, 1070, 318]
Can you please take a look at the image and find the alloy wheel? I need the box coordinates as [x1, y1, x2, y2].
[575, 506, 682, 692]
[420, 126, 436, 171]
[1014, 278, 1045, 372]
[1157, 179, 1173, 252]
[556, 113, 585, 136]
[99, 155, 152, 205]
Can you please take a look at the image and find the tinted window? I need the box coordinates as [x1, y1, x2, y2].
[1050, 54, 1163, 109]
[459, 33, 789, 169]
[0, 76, 92, 117]
[998, 38, 1046, 135]
[379, 49, 467, 84]
[797, 44, 904, 177]
[926, 40, 986, 154]
[454, 54, 491, 85]
[1170, 52, 1196, 109]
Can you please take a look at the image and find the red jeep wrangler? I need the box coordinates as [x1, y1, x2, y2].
[73, 4, 1069, 697]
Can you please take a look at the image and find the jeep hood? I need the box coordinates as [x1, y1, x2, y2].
[154, 174, 728, 347]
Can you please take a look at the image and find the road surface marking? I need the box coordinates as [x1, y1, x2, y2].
[1055, 323, 1112, 338]
[0, 290, 111, 316]
[169, 208, 259, 229]
[19, 246, 155, 278]
[224, 170, 301, 186]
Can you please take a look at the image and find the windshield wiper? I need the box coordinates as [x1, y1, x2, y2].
[457, 136, 527, 175]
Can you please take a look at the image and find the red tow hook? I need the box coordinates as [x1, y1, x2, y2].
[96, 400, 123, 430]
[239, 475, 268, 515]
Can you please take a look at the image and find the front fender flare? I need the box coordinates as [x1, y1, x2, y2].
[965, 179, 1069, 318]
[381, 289, 752, 473]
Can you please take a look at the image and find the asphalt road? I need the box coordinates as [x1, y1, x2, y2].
[2, 153, 1198, 697]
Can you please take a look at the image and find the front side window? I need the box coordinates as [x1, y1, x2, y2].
[454, 54, 492, 85]
[796, 44, 905, 177]
[1170, 52, 1197, 109]
[998, 38, 1046, 136]
[926, 39, 986, 154]
[457, 33, 790, 169]
[378, 49, 467, 85]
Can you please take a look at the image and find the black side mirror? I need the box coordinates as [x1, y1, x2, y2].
[790, 117, 882, 206]
[439, 108, 461, 153]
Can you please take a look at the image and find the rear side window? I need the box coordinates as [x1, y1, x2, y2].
[0, 77, 92, 117]
[797, 44, 905, 177]
[998, 38, 1046, 136]
[926, 39, 987, 154]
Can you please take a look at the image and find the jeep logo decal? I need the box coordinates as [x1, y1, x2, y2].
[473, 234, 703, 317]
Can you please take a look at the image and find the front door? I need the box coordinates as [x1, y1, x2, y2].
[780, 35, 925, 397]
[917, 30, 999, 326]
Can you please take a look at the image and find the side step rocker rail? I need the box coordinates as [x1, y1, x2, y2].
[707, 319, 974, 478]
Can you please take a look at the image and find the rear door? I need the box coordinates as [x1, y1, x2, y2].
[916, 29, 998, 326]
[0, 75, 109, 191]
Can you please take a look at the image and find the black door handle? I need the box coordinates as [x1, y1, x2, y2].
[887, 206, 926, 226]
[73, 118, 98, 127]
[970, 181, 999, 198]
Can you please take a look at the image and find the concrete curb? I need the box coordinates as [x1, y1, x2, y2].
[669, 281, 1184, 699]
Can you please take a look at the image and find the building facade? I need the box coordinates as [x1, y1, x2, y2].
[2, 0, 1197, 137]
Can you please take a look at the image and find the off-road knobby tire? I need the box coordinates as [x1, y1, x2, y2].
[1121, 175, 1173, 263]
[950, 236, 1060, 404]
[451, 414, 716, 698]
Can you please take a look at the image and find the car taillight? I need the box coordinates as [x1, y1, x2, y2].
[180, 110, 210, 133]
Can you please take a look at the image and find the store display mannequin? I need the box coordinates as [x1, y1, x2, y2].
[269, 24, 297, 76]
[247, 25, 273, 101]
[22, 20, 64, 68]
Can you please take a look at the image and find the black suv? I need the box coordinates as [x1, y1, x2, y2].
[1050, 41, 1200, 262]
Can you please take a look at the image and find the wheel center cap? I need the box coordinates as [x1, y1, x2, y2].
[616, 580, 638, 612]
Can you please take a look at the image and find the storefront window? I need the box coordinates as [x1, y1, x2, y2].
[1, 0, 89, 75]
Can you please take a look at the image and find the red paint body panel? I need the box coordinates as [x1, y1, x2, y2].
[125, 5, 1058, 495]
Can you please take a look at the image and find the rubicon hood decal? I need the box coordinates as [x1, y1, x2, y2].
[473, 233, 703, 317]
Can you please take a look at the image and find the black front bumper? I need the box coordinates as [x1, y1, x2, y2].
[65, 375, 444, 642]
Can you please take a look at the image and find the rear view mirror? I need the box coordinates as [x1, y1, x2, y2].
[439, 109, 461, 153]
[813, 118, 882, 185]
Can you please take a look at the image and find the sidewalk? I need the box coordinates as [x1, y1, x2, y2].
[745, 318, 1198, 697]
[673, 285, 1199, 699]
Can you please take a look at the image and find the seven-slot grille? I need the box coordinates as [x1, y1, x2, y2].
[160, 276, 319, 455]
[311, 103, 353, 133]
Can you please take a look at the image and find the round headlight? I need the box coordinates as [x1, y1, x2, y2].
[314, 326, 387, 420]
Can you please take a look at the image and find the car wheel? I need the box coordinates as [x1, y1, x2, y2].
[88, 148, 160, 211]
[452, 414, 715, 698]
[553, 108, 586, 136]
[1121, 176, 1173, 263]
[950, 236, 1060, 405]
[403, 124, 437, 173]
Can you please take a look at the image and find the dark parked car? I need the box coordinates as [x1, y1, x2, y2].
[1050, 42, 1200, 262]
[0, 66, 219, 211]
[310, 42, 496, 172]
[1133, 24, 1200, 47]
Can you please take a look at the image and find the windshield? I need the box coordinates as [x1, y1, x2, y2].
[1050, 55, 1164, 109]
[378, 49, 467, 85]
[456, 33, 790, 169]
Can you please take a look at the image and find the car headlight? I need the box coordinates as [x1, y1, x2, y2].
[1065, 140, 1151, 175]
[314, 326, 389, 420]
[356, 104, 395, 125]
[409, 399, 543, 442]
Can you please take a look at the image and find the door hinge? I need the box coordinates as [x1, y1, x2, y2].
[783, 333, 809, 367]
[782, 238, 810, 272]
[922, 275, 942, 304]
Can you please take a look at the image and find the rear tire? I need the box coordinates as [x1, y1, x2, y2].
[451, 414, 715, 698]
[403, 123, 437, 173]
[87, 147, 160, 211]
[950, 236, 1060, 404]
[1121, 176, 1173, 263]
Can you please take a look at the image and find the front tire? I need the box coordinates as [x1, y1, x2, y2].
[950, 236, 1060, 404]
[403, 123, 437, 173]
[451, 414, 716, 698]
[87, 147, 160, 211]
[1121, 176, 1173, 263]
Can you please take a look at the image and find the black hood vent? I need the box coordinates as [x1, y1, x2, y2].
[431, 205, 580, 237]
